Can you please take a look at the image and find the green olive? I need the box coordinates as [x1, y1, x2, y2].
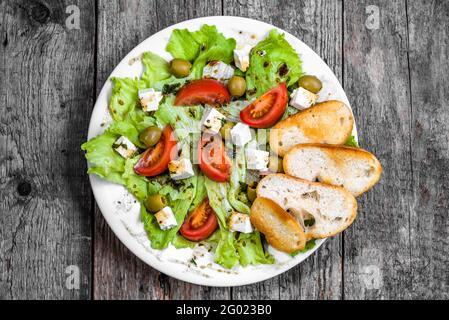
[247, 186, 257, 203]
[144, 194, 166, 213]
[219, 121, 234, 139]
[139, 126, 162, 148]
[169, 58, 192, 78]
[227, 76, 246, 97]
[298, 75, 322, 94]
[269, 156, 284, 173]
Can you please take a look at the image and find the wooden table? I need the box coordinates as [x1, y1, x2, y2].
[1, 0, 448, 300]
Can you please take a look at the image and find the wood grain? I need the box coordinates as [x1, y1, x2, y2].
[0, 0, 95, 299]
[407, 0, 449, 299]
[224, 0, 344, 300]
[342, 0, 414, 299]
[94, 0, 230, 300]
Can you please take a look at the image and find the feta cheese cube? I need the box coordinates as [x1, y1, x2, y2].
[230, 122, 252, 146]
[168, 158, 195, 180]
[155, 206, 178, 230]
[113, 136, 137, 159]
[201, 108, 226, 135]
[233, 44, 252, 72]
[289, 87, 318, 110]
[245, 149, 269, 171]
[138, 88, 163, 112]
[203, 61, 234, 82]
[228, 212, 254, 233]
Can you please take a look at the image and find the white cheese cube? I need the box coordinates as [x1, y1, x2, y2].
[200, 108, 226, 135]
[230, 122, 252, 146]
[290, 87, 318, 110]
[138, 88, 163, 112]
[155, 206, 178, 230]
[233, 44, 252, 72]
[245, 149, 269, 171]
[203, 61, 234, 82]
[168, 158, 195, 180]
[228, 212, 254, 233]
[113, 136, 137, 159]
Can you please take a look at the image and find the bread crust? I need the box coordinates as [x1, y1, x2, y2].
[269, 100, 354, 156]
[250, 197, 306, 253]
[283, 144, 382, 197]
[256, 174, 358, 240]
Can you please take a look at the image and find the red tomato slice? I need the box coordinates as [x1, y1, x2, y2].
[198, 133, 230, 182]
[175, 79, 231, 106]
[240, 83, 288, 128]
[180, 199, 218, 241]
[134, 126, 177, 177]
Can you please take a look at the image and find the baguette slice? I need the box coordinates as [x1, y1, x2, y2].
[256, 174, 357, 239]
[283, 144, 382, 197]
[250, 197, 306, 253]
[269, 100, 354, 156]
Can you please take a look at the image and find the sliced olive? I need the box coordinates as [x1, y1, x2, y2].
[144, 194, 166, 213]
[227, 76, 246, 97]
[219, 121, 234, 140]
[247, 186, 257, 203]
[298, 75, 322, 94]
[170, 59, 192, 78]
[269, 156, 284, 173]
[139, 126, 162, 148]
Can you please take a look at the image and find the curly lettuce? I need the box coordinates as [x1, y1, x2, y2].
[246, 29, 302, 98]
[141, 176, 197, 249]
[141, 51, 171, 87]
[108, 77, 156, 131]
[166, 24, 236, 79]
[81, 132, 126, 185]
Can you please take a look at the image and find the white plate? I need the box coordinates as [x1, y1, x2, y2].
[87, 16, 356, 287]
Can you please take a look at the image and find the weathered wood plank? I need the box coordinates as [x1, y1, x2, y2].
[0, 0, 95, 299]
[94, 0, 230, 300]
[343, 0, 413, 299]
[224, 0, 344, 300]
[407, 0, 449, 299]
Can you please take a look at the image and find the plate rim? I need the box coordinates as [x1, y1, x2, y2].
[87, 15, 354, 287]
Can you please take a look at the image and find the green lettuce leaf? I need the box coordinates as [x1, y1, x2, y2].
[166, 25, 236, 79]
[109, 77, 156, 132]
[246, 29, 302, 98]
[204, 178, 233, 228]
[172, 234, 197, 249]
[141, 51, 171, 87]
[228, 147, 251, 214]
[154, 96, 203, 140]
[190, 175, 207, 211]
[141, 176, 197, 249]
[109, 77, 142, 121]
[291, 239, 317, 257]
[345, 135, 359, 148]
[205, 178, 240, 268]
[122, 156, 148, 202]
[214, 230, 240, 269]
[166, 29, 200, 62]
[81, 132, 125, 185]
[235, 231, 274, 266]
[106, 120, 143, 148]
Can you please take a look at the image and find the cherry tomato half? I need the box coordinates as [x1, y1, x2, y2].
[180, 199, 218, 241]
[174, 79, 231, 106]
[240, 83, 288, 128]
[198, 133, 230, 182]
[134, 126, 177, 177]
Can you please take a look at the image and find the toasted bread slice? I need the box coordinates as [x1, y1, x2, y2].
[269, 100, 354, 156]
[256, 174, 357, 239]
[250, 197, 306, 253]
[283, 144, 382, 197]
